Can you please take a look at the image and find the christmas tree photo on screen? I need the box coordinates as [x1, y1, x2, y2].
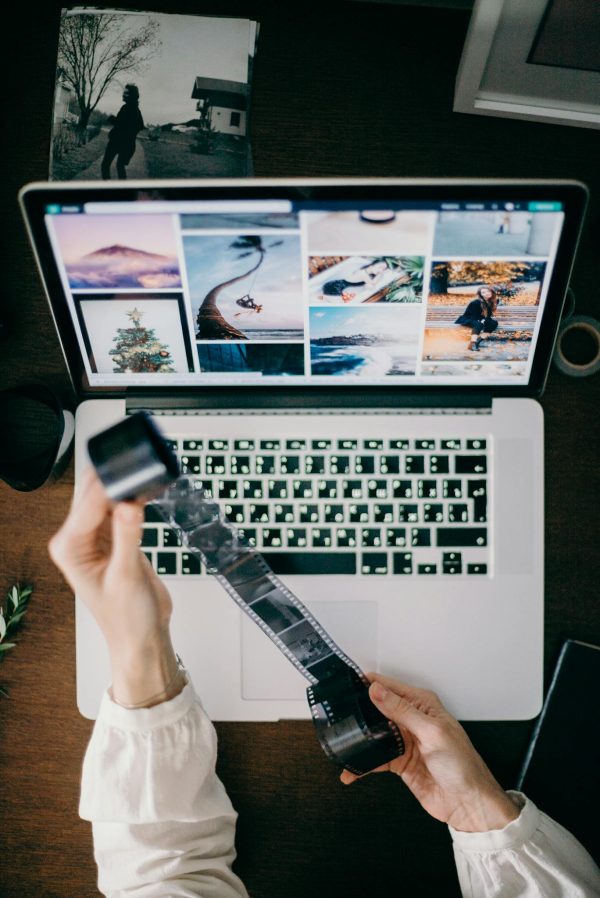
[110, 307, 174, 372]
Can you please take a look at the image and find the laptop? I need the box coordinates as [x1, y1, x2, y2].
[20, 178, 587, 721]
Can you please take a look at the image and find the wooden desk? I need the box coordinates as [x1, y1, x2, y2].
[1, 3, 598, 896]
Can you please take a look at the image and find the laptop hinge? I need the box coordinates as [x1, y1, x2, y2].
[125, 392, 493, 414]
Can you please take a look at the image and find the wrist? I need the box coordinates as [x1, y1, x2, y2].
[448, 788, 520, 833]
[110, 635, 185, 708]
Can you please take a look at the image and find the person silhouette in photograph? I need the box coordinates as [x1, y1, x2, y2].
[101, 84, 145, 180]
[455, 286, 499, 352]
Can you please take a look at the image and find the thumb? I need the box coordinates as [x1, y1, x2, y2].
[369, 681, 430, 738]
[110, 502, 144, 572]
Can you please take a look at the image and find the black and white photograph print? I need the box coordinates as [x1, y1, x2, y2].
[75, 294, 193, 374]
[50, 213, 181, 289]
[308, 255, 424, 305]
[277, 619, 333, 669]
[51, 9, 257, 180]
[432, 209, 561, 256]
[249, 588, 305, 636]
[309, 305, 421, 377]
[185, 234, 304, 341]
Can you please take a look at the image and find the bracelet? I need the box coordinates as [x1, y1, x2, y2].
[109, 654, 188, 709]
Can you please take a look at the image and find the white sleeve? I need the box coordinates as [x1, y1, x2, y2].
[449, 790, 600, 898]
[79, 677, 249, 898]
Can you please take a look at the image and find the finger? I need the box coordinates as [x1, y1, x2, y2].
[63, 467, 111, 540]
[340, 761, 389, 785]
[368, 681, 434, 738]
[110, 502, 144, 573]
[365, 671, 444, 710]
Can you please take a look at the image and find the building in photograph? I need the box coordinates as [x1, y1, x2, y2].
[191, 76, 248, 136]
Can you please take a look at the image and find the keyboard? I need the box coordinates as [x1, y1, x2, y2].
[142, 436, 490, 577]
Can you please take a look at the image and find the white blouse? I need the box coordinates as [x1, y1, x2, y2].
[79, 677, 600, 898]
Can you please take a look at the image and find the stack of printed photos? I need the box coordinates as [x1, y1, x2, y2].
[50, 7, 259, 181]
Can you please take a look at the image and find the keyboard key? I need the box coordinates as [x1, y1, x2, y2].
[287, 528, 308, 547]
[379, 455, 400, 474]
[260, 439, 280, 450]
[443, 551, 462, 574]
[398, 504, 419, 523]
[299, 504, 319, 523]
[330, 455, 350, 474]
[165, 439, 178, 452]
[263, 528, 283, 548]
[392, 479, 413, 499]
[209, 439, 229, 451]
[441, 439, 461, 450]
[312, 528, 333, 548]
[156, 552, 177, 575]
[418, 563, 437, 574]
[467, 480, 488, 521]
[243, 480, 264, 499]
[443, 479, 463, 499]
[304, 455, 325, 474]
[287, 438, 306, 449]
[230, 456, 251, 475]
[405, 455, 425, 474]
[293, 480, 313, 499]
[389, 439, 409, 450]
[467, 439, 486, 450]
[183, 439, 203, 451]
[361, 528, 382, 547]
[393, 552, 413, 574]
[337, 528, 357, 548]
[423, 504, 444, 523]
[181, 454, 201, 475]
[181, 553, 202, 575]
[218, 480, 239, 499]
[280, 455, 300, 474]
[312, 439, 331, 450]
[141, 528, 158, 547]
[429, 455, 449, 474]
[386, 528, 406, 547]
[162, 529, 181, 548]
[364, 439, 383, 450]
[143, 551, 153, 566]
[361, 552, 388, 575]
[368, 479, 388, 499]
[415, 439, 436, 450]
[437, 528, 487, 547]
[144, 504, 163, 523]
[343, 479, 363, 499]
[349, 504, 369, 523]
[225, 504, 245, 523]
[262, 552, 356, 575]
[418, 479, 437, 499]
[274, 504, 295, 523]
[448, 504, 469, 523]
[255, 455, 275, 474]
[411, 528, 431, 547]
[234, 439, 254, 451]
[239, 527, 257, 546]
[355, 455, 375, 474]
[268, 480, 288, 499]
[324, 503, 345, 523]
[467, 563, 488, 574]
[455, 455, 487, 474]
[374, 504, 394, 523]
[205, 455, 225, 474]
[339, 439, 357, 450]
[249, 504, 270, 523]
[318, 480, 338, 499]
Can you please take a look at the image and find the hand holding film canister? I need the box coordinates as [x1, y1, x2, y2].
[76, 412, 404, 775]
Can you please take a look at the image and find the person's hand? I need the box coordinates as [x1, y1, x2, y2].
[49, 467, 181, 706]
[340, 674, 520, 833]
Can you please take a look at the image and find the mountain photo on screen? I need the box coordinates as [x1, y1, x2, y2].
[49, 213, 181, 289]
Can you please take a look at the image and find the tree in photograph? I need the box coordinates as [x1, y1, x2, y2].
[196, 236, 283, 340]
[109, 308, 175, 373]
[57, 11, 161, 142]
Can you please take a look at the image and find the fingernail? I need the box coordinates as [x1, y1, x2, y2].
[371, 682, 388, 701]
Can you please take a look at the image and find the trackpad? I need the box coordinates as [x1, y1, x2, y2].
[241, 601, 379, 700]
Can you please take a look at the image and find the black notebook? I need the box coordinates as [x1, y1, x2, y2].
[517, 639, 600, 863]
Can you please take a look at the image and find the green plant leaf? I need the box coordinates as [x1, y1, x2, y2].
[0, 642, 17, 652]
[9, 586, 19, 609]
[0, 613, 6, 641]
[0, 685, 9, 698]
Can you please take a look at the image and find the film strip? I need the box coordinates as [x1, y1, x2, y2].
[88, 412, 404, 775]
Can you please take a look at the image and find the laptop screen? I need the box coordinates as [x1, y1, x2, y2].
[21, 180, 587, 395]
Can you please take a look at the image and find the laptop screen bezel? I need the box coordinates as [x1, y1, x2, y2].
[20, 178, 588, 405]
